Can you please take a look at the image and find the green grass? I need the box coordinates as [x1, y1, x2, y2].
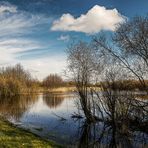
[0, 117, 63, 148]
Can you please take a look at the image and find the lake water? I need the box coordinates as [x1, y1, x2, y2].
[0, 93, 147, 147]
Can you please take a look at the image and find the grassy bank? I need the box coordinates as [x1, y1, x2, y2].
[46, 86, 76, 93]
[0, 117, 62, 148]
[45, 86, 102, 93]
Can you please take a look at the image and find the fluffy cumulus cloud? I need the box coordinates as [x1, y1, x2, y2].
[51, 5, 125, 34]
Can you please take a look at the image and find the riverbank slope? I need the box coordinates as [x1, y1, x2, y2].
[0, 117, 62, 148]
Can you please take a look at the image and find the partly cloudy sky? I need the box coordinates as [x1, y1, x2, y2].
[0, 0, 147, 79]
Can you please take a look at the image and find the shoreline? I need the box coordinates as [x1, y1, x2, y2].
[45, 87, 77, 93]
[0, 117, 63, 148]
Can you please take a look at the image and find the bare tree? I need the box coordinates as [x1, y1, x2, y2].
[66, 16, 148, 138]
[67, 41, 103, 122]
[93, 15, 148, 93]
[0, 64, 36, 96]
[42, 74, 64, 88]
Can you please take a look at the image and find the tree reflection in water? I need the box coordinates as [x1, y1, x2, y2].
[43, 93, 66, 109]
[0, 92, 147, 147]
[0, 94, 37, 121]
[77, 117, 147, 148]
[74, 90, 148, 148]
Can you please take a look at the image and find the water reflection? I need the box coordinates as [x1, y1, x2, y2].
[43, 93, 65, 108]
[77, 120, 147, 148]
[0, 93, 147, 147]
[75, 90, 148, 148]
[0, 94, 37, 120]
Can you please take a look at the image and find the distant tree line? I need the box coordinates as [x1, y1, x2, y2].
[42, 74, 77, 89]
[96, 80, 148, 91]
[0, 64, 76, 96]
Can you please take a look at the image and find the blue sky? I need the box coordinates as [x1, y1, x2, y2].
[0, 0, 148, 79]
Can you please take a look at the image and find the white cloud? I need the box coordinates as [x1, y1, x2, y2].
[0, 1, 50, 39]
[0, 13, 44, 38]
[0, 3, 17, 14]
[57, 35, 70, 42]
[0, 2, 44, 64]
[0, 38, 42, 66]
[0, 37, 67, 80]
[21, 55, 66, 80]
[0, 2, 66, 80]
[51, 5, 125, 34]
[0, 2, 68, 80]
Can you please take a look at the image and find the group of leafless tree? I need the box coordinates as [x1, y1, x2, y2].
[42, 74, 65, 89]
[0, 64, 39, 96]
[67, 15, 148, 134]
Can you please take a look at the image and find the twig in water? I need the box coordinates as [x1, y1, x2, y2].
[52, 112, 67, 121]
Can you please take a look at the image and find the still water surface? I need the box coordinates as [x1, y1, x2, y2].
[0, 93, 147, 147]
